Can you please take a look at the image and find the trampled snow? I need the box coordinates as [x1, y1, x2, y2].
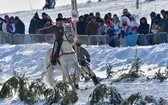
[0, 0, 168, 104]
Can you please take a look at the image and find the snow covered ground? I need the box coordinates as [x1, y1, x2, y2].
[0, 43, 168, 104]
[0, 0, 168, 104]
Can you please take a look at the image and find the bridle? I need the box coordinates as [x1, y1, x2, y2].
[63, 24, 74, 43]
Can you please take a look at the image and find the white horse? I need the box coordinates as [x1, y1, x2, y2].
[45, 23, 81, 91]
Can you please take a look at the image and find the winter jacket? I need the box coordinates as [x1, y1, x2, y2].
[73, 44, 90, 63]
[85, 21, 99, 35]
[127, 21, 139, 35]
[15, 20, 25, 34]
[2, 21, 7, 33]
[28, 17, 42, 34]
[137, 17, 150, 34]
[119, 16, 130, 32]
[77, 21, 87, 35]
[160, 19, 168, 33]
[9, 22, 16, 34]
[97, 23, 106, 35]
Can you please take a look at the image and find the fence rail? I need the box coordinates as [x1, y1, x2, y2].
[0, 31, 168, 46]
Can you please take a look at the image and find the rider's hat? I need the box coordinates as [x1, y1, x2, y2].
[74, 40, 81, 46]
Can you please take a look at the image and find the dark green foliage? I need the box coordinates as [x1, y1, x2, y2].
[55, 82, 78, 104]
[0, 76, 26, 98]
[89, 84, 108, 104]
[0, 72, 78, 105]
[115, 49, 144, 82]
[144, 96, 156, 103]
[126, 92, 142, 105]
[115, 70, 144, 82]
[155, 69, 167, 82]
[106, 63, 115, 78]
[108, 86, 124, 104]
[89, 84, 124, 105]
[131, 48, 142, 73]
[158, 98, 168, 105]
[147, 68, 168, 82]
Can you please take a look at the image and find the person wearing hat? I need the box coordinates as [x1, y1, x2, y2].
[97, 19, 106, 45]
[85, 16, 99, 45]
[0, 17, 3, 31]
[38, 17, 64, 65]
[73, 40, 100, 85]
[160, 11, 168, 33]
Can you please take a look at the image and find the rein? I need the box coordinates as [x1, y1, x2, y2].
[59, 52, 75, 58]
[58, 40, 76, 58]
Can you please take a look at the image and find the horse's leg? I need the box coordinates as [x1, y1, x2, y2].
[61, 66, 75, 91]
[46, 66, 54, 86]
[73, 62, 81, 89]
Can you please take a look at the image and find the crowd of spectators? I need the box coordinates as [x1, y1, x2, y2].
[76, 9, 168, 46]
[0, 8, 168, 46]
[0, 15, 25, 34]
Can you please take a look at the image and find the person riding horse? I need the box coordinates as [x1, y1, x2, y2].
[73, 40, 100, 85]
[38, 17, 64, 65]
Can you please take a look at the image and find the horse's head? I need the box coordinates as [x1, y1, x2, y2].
[63, 23, 74, 43]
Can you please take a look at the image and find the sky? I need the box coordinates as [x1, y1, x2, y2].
[0, 0, 168, 104]
[0, 0, 97, 13]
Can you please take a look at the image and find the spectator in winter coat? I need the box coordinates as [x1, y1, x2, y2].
[119, 16, 130, 34]
[105, 19, 115, 37]
[104, 14, 109, 24]
[160, 9, 166, 19]
[151, 14, 162, 33]
[0, 17, 3, 31]
[127, 15, 139, 35]
[2, 15, 9, 33]
[118, 16, 130, 46]
[150, 12, 157, 33]
[105, 19, 119, 47]
[122, 8, 131, 20]
[57, 13, 63, 19]
[6, 18, 11, 33]
[41, 12, 49, 28]
[28, 13, 42, 34]
[15, 16, 25, 34]
[113, 15, 120, 36]
[77, 15, 87, 35]
[137, 17, 150, 34]
[137, 17, 151, 45]
[85, 16, 99, 35]
[88, 12, 94, 22]
[95, 12, 101, 23]
[84, 14, 90, 23]
[97, 19, 106, 45]
[9, 16, 16, 34]
[97, 19, 106, 35]
[85, 16, 99, 45]
[160, 11, 168, 33]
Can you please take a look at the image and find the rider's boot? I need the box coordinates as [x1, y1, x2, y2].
[51, 41, 58, 65]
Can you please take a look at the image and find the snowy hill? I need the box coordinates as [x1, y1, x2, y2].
[0, 0, 168, 104]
